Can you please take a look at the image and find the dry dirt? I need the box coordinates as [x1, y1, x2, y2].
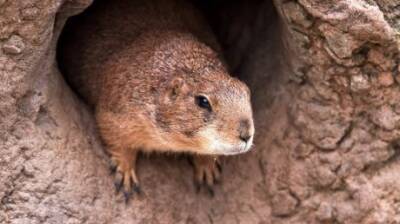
[1, 0, 400, 223]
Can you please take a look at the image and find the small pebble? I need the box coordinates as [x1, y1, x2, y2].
[316, 202, 334, 222]
[350, 74, 370, 92]
[378, 72, 394, 87]
[3, 35, 25, 54]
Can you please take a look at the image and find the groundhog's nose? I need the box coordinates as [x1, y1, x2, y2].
[239, 119, 252, 143]
[240, 133, 252, 143]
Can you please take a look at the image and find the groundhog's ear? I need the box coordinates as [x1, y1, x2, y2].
[166, 77, 189, 101]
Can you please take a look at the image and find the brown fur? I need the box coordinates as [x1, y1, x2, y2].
[59, 0, 254, 198]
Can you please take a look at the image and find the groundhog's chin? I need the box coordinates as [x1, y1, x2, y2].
[205, 141, 253, 155]
[198, 130, 254, 155]
[223, 139, 254, 155]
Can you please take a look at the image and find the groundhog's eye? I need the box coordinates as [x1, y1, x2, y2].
[195, 95, 212, 111]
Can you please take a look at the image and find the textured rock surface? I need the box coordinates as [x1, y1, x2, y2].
[1, 0, 399, 223]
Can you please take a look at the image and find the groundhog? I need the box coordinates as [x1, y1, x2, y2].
[58, 0, 254, 200]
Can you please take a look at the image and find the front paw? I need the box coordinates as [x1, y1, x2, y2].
[110, 157, 141, 203]
[191, 155, 222, 197]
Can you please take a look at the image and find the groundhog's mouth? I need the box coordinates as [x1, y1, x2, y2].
[235, 135, 255, 154]
[237, 140, 254, 154]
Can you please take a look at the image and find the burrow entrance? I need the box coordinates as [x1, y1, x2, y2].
[54, 1, 291, 221]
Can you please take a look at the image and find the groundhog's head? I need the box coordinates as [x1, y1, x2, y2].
[193, 77, 254, 155]
[156, 51, 254, 155]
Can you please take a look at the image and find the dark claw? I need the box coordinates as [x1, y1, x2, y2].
[114, 173, 123, 193]
[187, 157, 194, 166]
[213, 170, 221, 185]
[109, 159, 118, 174]
[124, 191, 132, 204]
[109, 165, 117, 174]
[207, 186, 215, 198]
[133, 183, 142, 195]
[216, 161, 222, 172]
[194, 181, 201, 194]
[194, 179, 215, 197]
